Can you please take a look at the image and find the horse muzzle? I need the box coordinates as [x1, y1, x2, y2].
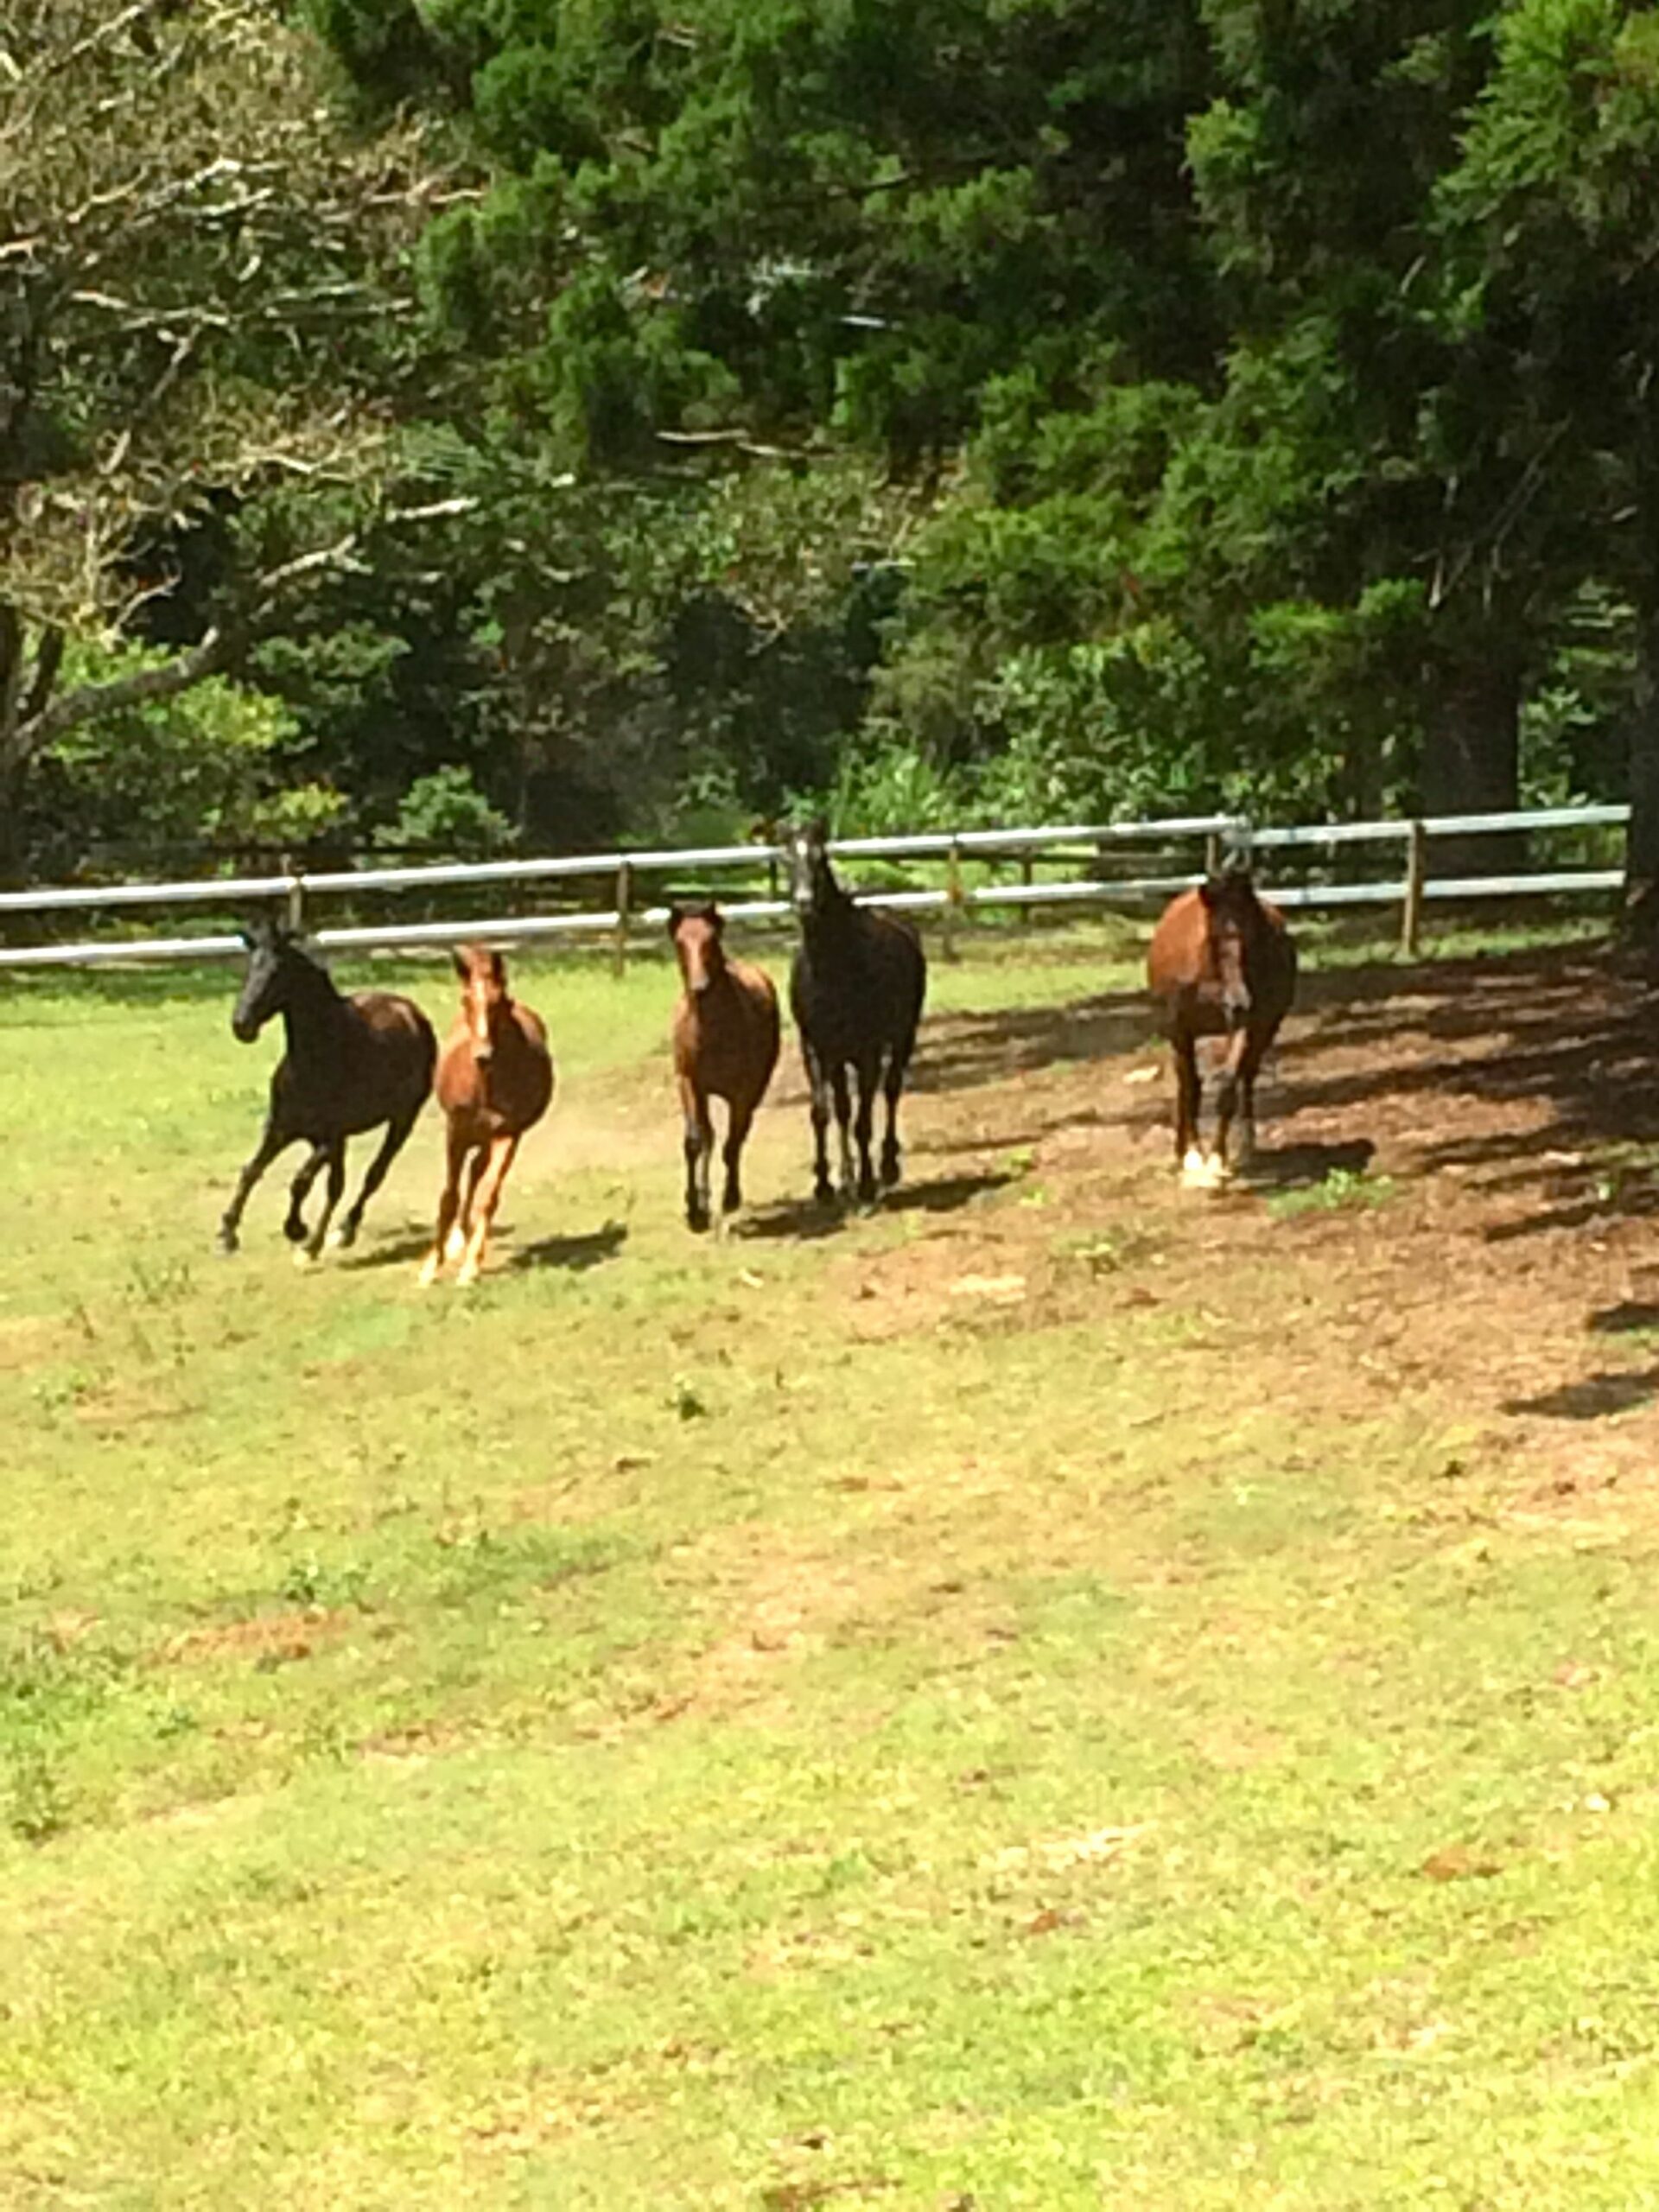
[232, 1013, 259, 1044]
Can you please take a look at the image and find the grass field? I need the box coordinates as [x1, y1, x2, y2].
[6, 917, 1659, 2209]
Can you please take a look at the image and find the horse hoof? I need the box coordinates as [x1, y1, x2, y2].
[813, 1183, 836, 1210]
[686, 1210, 710, 1235]
[880, 1157, 901, 1189]
[416, 1256, 441, 1288]
[443, 1226, 467, 1262]
[455, 1265, 480, 1289]
[293, 1247, 317, 1271]
[215, 1232, 238, 1257]
[328, 1222, 355, 1252]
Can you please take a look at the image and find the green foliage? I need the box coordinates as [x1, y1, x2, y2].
[375, 768, 516, 859]
[35, 643, 340, 862]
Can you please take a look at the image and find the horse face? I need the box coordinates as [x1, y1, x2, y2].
[1200, 874, 1258, 1026]
[783, 821, 834, 918]
[231, 920, 293, 1043]
[454, 944, 507, 1063]
[670, 903, 724, 995]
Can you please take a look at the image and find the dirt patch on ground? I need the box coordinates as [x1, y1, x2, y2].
[156, 1607, 358, 1669]
[842, 941, 1659, 1518]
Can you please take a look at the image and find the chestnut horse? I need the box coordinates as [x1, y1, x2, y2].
[1147, 868, 1297, 1186]
[419, 945, 554, 1287]
[669, 900, 780, 1230]
[219, 917, 435, 1262]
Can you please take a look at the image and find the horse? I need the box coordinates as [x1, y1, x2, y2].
[419, 944, 554, 1287]
[669, 900, 780, 1230]
[219, 917, 436, 1262]
[1147, 868, 1297, 1187]
[781, 818, 927, 1207]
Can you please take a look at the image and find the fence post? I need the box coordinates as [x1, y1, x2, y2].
[944, 835, 964, 962]
[284, 865, 305, 936]
[1402, 820, 1427, 958]
[613, 858, 633, 979]
[1020, 849, 1034, 928]
[1205, 831, 1222, 878]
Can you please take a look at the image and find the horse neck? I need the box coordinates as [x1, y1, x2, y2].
[801, 888, 859, 957]
[280, 961, 350, 1064]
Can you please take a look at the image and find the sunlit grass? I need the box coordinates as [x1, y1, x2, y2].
[3, 918, 1658, 2208]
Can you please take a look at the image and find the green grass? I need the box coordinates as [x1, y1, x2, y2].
[3, 924, 1659, 2208]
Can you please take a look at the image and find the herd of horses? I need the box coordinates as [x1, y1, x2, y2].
[217, 821, 1298, 1280]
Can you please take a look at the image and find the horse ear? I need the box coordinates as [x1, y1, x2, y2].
[237, 923, 256, 949]
[1199, 877, 1219, 907]
[450, 945, 470, 982]
[809, 813, 830, 844]
[665, 902, 684, 939]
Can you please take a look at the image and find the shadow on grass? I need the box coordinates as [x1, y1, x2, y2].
[1589, 1300, 1659, 1336]
[1242, 1138, 1376, 1191]
[509, 1219, 629, 1273]
[1503, 1368, 1659, 1420]
[342, 1218, 629, 1274]
[736, 1169, 1015, 1243]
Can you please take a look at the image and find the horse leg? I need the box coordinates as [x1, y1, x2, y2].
[1173, 1033, 1205, 1182]
[419, 1125, 470, 1287]
[299, 1141, 347, 1265]
[879, 1036, 912, 1188]
[1210, 1029, 1254, 1181]
[830, 1063, 856, 1199]
[1224, 1027, 1270, 1175]
[283, 1141, 330, 1244]
[721, 1101, 754, 1216]
[334, 1105, 420, 1250]
[853, 1057, 879, 1207]
[457, 1134, 519, 1287]
[218, 1117, 295, 1253]
[682, 1077, 712, 1232]
[804, 1043, 835, 1206]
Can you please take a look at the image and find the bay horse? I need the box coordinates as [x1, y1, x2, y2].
[1147, 868, 1297, 1186]
[782, 819, 927, 1207]
[669, 900, 780, 1230]
[419, 944, 554, 1287]
[219, 917, 435, 1261]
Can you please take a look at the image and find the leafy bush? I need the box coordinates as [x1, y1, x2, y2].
[374, 766, 515, 859]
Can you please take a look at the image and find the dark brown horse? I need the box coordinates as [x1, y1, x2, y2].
[1147, 869, 1297, 1185]
[420, 944, 554, 1287]
[782, 819, 926, 1207]
[669, 900, 780, 1230]
[219, 917, 435, 1262]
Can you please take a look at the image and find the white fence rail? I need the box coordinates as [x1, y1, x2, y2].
[0, 804, 1631, 970]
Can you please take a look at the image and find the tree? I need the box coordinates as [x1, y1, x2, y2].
[0, 0, 463, 873]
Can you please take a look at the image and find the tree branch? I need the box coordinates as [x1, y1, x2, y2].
[14, 626, 226, 753]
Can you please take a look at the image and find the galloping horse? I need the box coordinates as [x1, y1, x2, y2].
[782, 819, 927, 1207]
[419, 944, 554, 1287]
[669, 900, 780, 1230]
[1147, 868, 1297, 1186]
[219, 917, 435, 1261]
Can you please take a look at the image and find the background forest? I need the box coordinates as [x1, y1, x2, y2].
[6, 0, 1659, 885]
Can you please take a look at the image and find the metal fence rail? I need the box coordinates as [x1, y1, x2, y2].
[0, 804, 1632, 970]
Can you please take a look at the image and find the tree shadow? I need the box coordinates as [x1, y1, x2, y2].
[911, 991, 1152, 1096]
[1240, 1138, 1376, 1191]
[1588, 1300, 1659, 1337]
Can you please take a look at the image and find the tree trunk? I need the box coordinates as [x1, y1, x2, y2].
[1420, 650, 1522, 878]
[1622, 590, 1659, 946]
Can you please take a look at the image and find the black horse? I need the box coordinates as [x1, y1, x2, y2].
[781, 819, 927, 1206]
[218, 917, 436, 1262]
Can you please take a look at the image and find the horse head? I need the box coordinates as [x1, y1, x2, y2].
[1198, 868, 1262, 1027]
[232, 915, 310, 1043]
[668, 901, 726, 996]
[453, 944, 509, 1064]
[781, 817, 839, 920]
